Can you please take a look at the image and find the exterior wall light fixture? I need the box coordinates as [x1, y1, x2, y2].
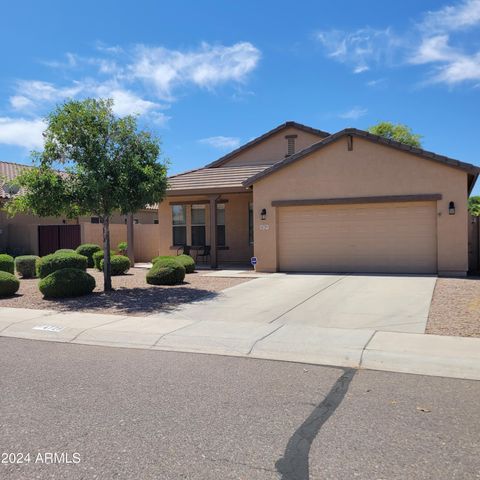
[260, 208, 267, 220]
[448, 201, 455, 215]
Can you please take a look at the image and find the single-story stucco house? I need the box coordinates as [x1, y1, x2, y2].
[159, 121, 479, 276]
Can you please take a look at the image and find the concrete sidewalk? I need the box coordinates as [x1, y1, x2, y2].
[0, 306, 479, 381]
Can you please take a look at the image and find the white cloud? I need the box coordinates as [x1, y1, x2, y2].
[7, 41, 260, 116]
[130, 42, 261, 99]
[421, 0, 480, 32]
[10, 95, 34, 110]
[0, 117, 46, 149]
[410, 34, 480, 85]
[315, 2, 480, 87]
[338, 107, 368, 120]
[315, 28, 399, 73]
[366, 78, 385, 87]
[199, 136, 240, 150]
[10, 80, 85, 111]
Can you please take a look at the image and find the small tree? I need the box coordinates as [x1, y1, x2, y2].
[368, 121, 422, 148]
[7, 98, 168, 291]
[468, 196, 480, 216]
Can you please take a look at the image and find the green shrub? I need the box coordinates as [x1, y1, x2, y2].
[117, 241, 128, 256]
[152, 254, 195, 274]
[152, 255, 173, 264]
[0, 254, 15, 274]
[55, 248, 76, 254]
[75, 243, 101, 267]
[100, 255, 130, 275]
[39, 268, 96, 298]
[0, 271, 20, 297]
[176, 254, 195, 274]
[36, 252, 88, 278]
[92, 250, 116, 270]
[15, 255, 39, 278]
[146, 258, 186, 285]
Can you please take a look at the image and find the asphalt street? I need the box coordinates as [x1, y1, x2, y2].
[0, 337, 479, 480]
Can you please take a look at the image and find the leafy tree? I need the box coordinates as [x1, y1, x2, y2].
[7, 98, 168, 291]
[468, 196, 480, 216]
[368, 122, 423, 148]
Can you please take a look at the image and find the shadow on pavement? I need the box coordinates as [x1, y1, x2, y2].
[276, 368, 356, 480]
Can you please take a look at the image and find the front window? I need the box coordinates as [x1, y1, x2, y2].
[217, 204, 226, 247]
[172, 205, 187, 245]
[248, 202, 254, 245]
[191, 205, 206, 246]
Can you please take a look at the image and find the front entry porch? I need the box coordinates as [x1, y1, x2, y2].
[157, 191, 254, 269]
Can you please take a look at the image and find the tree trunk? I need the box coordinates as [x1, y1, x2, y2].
[102, 215, 112, 291]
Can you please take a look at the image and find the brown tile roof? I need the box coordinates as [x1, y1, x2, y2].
[243, 128, 480, 193]
[0, 161, 32, 199]
[0, 161, 161, 211]
[167, 164, 269, 195]
[205, 121, 330, 168]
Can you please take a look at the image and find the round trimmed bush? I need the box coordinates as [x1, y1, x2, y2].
[93, 250, 116, 271]
[152, 254, 195, 274]
[55, 248, 75, 254]
[176, 254, 195, 274]
[15, 255, 39, 278]
[0, 254, 15, 274]
[39, 268, 96, 298]
[0, 271, 20, 297]
[146, 258, 186, 285]
[76, 243, 102, 268]
[36, 252, 88, 279]
[100, 255, 130, 276]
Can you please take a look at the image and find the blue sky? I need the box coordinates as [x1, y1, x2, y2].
[1, 0, 480, 193]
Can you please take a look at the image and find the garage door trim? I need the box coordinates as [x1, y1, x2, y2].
[276, 201, 438, 274]
[272, 193, 442, 207]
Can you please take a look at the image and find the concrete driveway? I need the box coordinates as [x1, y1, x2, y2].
[171, 273, 437, 333]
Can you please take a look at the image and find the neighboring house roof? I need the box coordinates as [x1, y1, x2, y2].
[204, 121, 330, 168]
[243, 128, 480, 193]
[0, 161, 31, 199]
[0, 160, 159, 211]
[167, 164, 269, 195]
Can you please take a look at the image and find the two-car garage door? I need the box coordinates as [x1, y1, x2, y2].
[277, 201, 438, 274]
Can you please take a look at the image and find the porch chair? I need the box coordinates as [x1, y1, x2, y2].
[176, 245, 191, 256]
[196, 245, 211, 264]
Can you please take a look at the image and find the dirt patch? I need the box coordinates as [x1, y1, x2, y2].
[1, 268, 250, 316]
[426, 277, 480, 338]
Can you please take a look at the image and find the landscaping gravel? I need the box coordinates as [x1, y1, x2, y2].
[427, 277, 480, 338]
[0, 268, 250, 316]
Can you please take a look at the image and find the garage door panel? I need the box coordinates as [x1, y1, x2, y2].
[278, 202, 437, 274]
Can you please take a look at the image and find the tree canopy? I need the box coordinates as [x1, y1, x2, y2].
[7, 98, 168, 290]
[468, 196, 480, 216]
[368, 122, 423, 148]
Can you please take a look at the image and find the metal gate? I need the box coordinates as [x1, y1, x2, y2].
[468, 215, 479, 273]
[38, 225, 81, 257]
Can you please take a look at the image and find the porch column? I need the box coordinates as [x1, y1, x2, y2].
[209, 195, 218, 269]
[126, 212, 135, 266]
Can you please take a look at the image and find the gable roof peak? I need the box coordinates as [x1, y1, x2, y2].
[205, 121, 330, 168]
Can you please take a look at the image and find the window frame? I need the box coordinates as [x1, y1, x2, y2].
[216, 203, 226, 247]
[248, 202, 254, 245]
[171, 205, 187, 246]
[191, 204, 206, 247]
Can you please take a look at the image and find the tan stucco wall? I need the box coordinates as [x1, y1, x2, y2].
[81, 223, 160, 262]
[158, 193, 253, 263]
[224, 127, 323, 167]
[78, 210, 158, 224]
[0, 211, 76, 255]
[252, 136, 469, 274]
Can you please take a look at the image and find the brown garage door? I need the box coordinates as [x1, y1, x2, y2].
[277, 201, 437, 274]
